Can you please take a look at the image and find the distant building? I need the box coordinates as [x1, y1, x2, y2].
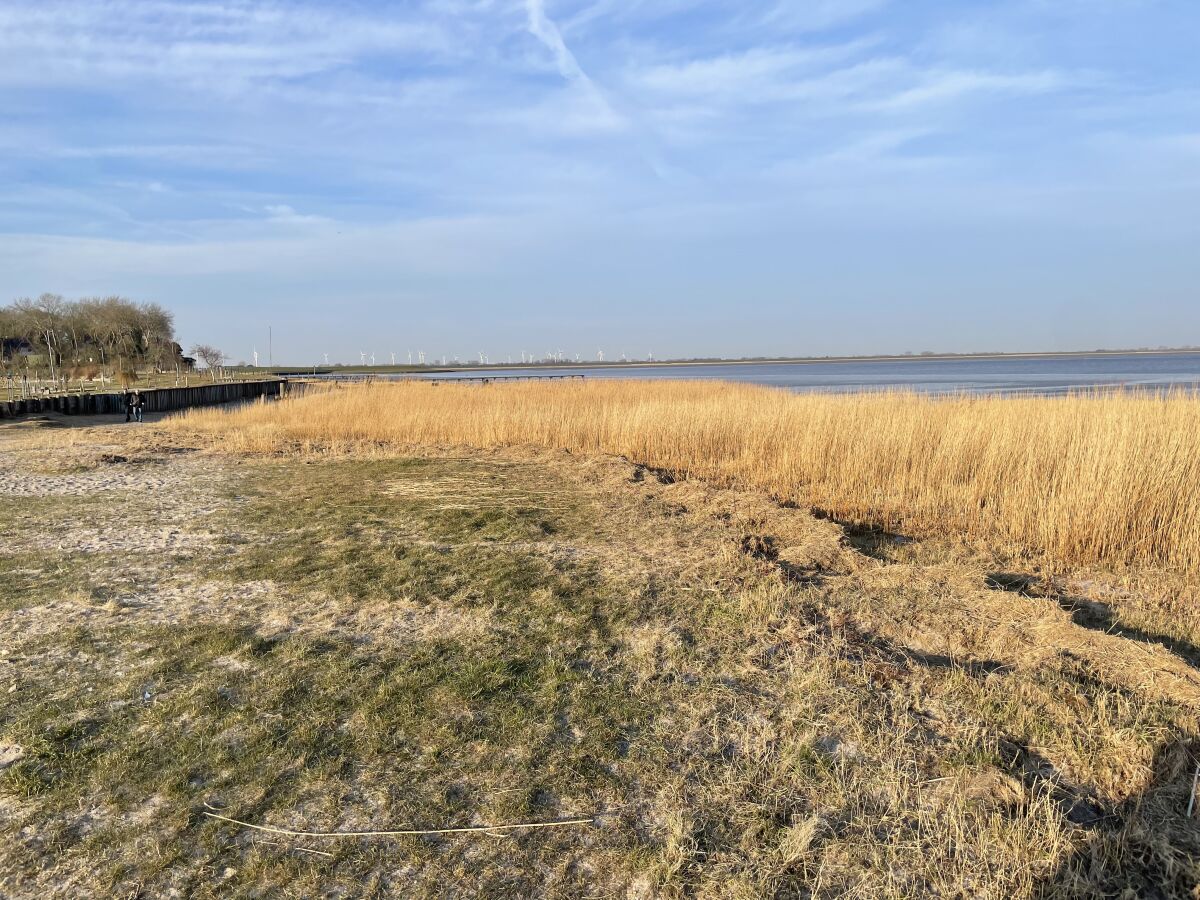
[1, 338, 33, 361]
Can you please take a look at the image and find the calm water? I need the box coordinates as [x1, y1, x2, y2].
[411, 353, 1200, 395]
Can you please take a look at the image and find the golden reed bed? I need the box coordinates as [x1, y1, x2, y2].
[168, 380, 1200, 573]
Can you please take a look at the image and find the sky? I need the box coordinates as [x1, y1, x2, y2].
[1, 0, 1198, 364]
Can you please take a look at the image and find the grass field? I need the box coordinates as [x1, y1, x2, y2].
[172, 380, 1200, 576]
[3, 388, 1199, 897]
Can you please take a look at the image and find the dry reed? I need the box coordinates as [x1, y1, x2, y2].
[201, 808, 593, 838]
[167, 380, 1200, 573]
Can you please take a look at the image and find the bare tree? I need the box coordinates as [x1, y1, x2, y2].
[140, 303, 177, 371]
[190, 344, 225, 380]
[12, 294, 68, 381]
[2, 295, 182, 381]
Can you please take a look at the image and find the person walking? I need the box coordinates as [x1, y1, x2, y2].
[131, 390, 145, 423]
[124, 390, 134, 423]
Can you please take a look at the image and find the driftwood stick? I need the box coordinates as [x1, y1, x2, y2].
[203, 809, 593, 838]
[256, 839, 335, 858]
[293, 847, 335, 858]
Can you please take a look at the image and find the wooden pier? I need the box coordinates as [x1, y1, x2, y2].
[300, 373, 588, 386]
[425, 374, 586, 385]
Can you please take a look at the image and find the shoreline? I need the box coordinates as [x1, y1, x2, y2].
[267, 347, 1200, 377]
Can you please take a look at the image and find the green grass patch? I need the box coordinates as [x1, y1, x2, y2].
[224, 457, 589, 544]
[0, 552, 119, 611]
[201, 457, 653, 631]
[1, 618, 655, 896]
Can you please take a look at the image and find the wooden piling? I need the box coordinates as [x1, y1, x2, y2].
[0, 380, 286, 420]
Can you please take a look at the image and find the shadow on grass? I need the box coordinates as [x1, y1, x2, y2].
[1033, 734, 1200, 899]
[810, 508, 915, 562]
[998, 736, 1111, 828]
[812, 609, 1014, 680]
[986, 572, 1200, 671]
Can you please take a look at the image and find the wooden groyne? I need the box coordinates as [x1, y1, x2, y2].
[304, 373, 587, 386]
[0, 379, 286, 420]
[426, 374, 586, 385]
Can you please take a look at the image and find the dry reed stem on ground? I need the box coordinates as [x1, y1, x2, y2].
[167, 381, 1200, 573]
[202, 809, 594, 838]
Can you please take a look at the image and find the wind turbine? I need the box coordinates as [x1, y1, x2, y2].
[360, 351, 367, 365]
[253, 348, 259, 368]
[391, 352, 396, 366]
[323, 353, 329, 365]
[597, 350, 604, 362]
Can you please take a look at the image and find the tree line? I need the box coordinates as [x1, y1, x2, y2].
[0, 294, 187, 382]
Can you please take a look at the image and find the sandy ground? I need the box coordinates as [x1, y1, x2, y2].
[0, 422, 514, 663]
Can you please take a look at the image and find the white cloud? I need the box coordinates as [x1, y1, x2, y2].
[633, 46, 1068, 115]
[874, 68, 1067, 110]
[754, 0, 892, 32]
[0, 212, 541, 282]
[0, 1, 450, 91]
[563, 0, 888, 38]
[633, 43, 872, 100]
[263, 204, 330, 226]
[49, 143, 267, 165]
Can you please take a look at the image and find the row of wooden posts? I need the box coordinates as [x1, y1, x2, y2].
[0, 379, 286, 419]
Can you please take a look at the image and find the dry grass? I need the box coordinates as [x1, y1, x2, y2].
[5, 424, 1200, 897]
[169, 380, 1200, 574]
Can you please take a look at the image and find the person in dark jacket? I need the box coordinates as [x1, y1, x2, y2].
[125, 390, 134, 423]
[131, 390, 145, 423]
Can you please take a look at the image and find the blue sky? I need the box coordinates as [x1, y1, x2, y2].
[1, 0, 1198, 363]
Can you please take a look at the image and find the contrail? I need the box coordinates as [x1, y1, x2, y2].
[524, 0, 589, 85]
[525, 0, 665, 170]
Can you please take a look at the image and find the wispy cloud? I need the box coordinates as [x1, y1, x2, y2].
[563, 0, 887, 39]
[873, 68, 1067, 110]
[754, 0, 892, 32]
[633, 47, 1069, 117]
[0, 1, 450, 91]
[632, 43, 875, 100]
[263, 204, 330, 227]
